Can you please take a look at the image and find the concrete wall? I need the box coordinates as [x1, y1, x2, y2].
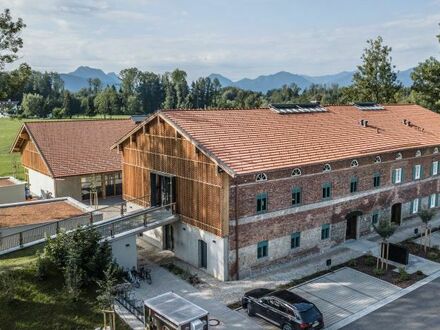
[55, 176, 82, 201]
[141, 227, 164, 249]
[173, 222, 227, 281]
[0, 177, 26, 204]
[110, 234, 138, 271]
[28, 169, 55, 198]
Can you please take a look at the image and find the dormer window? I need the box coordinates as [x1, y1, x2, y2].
[415, 150, 422, 157]
[396, 153, 403, 160]
[350, 160, 359, 168]
[323, 164, 332, 172]
[292, 168, 302, 176]
[375, 156, 382, 164]
[434, 147, 439, 154]
[256, 173, 267, 182]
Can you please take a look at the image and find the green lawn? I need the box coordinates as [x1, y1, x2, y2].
[0, 118, 24, 179]
[0, 245, 130, 329]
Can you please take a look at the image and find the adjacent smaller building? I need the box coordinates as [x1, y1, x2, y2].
[0, 176, 26, 204]
[11, 119, 136, 202]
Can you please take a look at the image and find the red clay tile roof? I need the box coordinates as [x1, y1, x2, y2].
[158, 104, 440, 176]
[19, 119, 136, 178]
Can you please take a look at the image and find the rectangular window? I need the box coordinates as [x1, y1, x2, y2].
[257, 240, 268, 259]
[413, 164, 422, 180]
[291, 187, 302, 206]
[393, 168, 403, 184]
[373, 172, 381, 188]
[430, 193, 437, 208]
[322, 182, 332, 200]
[291, 232, 301, 249]
[432, 161, 439, 176]
[411, 198, 420, 214]
[350, 177, 358, 193]
[372, 211, 379, 225]
[321, 224, 330, 240]
[256, 193, 268, 213]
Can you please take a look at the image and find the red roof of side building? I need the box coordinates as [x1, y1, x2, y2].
[157, 104, 440, 176]
[13, 119, 136, 178]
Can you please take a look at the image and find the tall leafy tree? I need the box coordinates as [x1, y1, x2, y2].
[137, 72, 164, 113]
[21, 93, 45, 117]
[351, 36, 401, 103]
[188, 77, 221, 108]
[411, 28, 440, 112]
[0, 9, 25, 70]
[94, 86, 120, 118]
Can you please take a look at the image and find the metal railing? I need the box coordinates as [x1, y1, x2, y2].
[115, 287, 145, 323]
[0, 196, 175, 254]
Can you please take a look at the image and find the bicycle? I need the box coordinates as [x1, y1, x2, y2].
[139, 264, 152, 285]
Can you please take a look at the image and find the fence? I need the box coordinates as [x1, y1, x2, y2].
[0, 196, 167, 254]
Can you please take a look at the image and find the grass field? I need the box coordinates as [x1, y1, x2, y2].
[0, 115, 130, 180]
[0, 245, 130, 329]
[0, 118, 24, 179]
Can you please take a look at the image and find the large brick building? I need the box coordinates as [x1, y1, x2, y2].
[114, 103, 440, 280]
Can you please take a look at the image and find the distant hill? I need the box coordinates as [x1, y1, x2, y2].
[209, 68, 414, 93]
[60, 66, 121, 92]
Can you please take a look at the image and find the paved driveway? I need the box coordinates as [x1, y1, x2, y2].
[239, 267, 400, 329]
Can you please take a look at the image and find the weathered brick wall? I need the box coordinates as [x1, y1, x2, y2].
[227, 146, 440, 279]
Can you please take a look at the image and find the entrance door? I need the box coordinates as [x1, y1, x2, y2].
[391, 203, 402, 225]
[150, 173, 175, 207]
[345, 211, 361, 240]
[164, 224, 174, 251]
[198, 240, 208, 269]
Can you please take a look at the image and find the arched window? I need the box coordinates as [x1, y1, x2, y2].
[350, 160, 359, 168]
[292, 168, 302, 176]
[255, 173, 267, 182]
[374, 156, 382, 164]
[434, 147, 439, 154]
[396, 152, 403, 160]
[415, 150, 422, 157]
[323, 164, 332, 172]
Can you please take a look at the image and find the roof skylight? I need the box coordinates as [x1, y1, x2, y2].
[354, 102, 385, 111]
[270, 103, 328, 114]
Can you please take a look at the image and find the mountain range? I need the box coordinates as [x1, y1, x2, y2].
[209, 68, 414, 93]
[59, 66, 414, 93]
[60, 66, 121, 92]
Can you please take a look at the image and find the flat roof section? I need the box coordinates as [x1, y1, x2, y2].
[0, 178, 15, 187]
[0, 200, 85, 228]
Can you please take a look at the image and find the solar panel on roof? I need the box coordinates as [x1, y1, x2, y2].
[354, 102, 385, 111]
[270, 103, 328, 114]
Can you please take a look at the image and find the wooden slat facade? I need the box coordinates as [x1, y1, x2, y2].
[21, 139, 51, 176]
[121, 116, 230, 237]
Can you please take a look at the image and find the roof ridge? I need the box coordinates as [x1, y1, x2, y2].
[161, 107, 268, 112]
[25, 118, 131, 124]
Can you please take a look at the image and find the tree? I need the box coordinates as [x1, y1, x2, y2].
[418, 208, 436, 252]
[373, 219, 396, 270]
[21, 93, 45, 117]
[94, 87, 119, 118]
[412, 57, 440, 112]
[63, 91, 81, 118]
[137, 72, 164, 113]
[188, 77, 221, 108]
[0, 9, 26, 70]
[125, 95, 142, 114]
[351, 36, 401, 103]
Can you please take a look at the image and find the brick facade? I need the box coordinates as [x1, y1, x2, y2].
[228, 146, 440, 279]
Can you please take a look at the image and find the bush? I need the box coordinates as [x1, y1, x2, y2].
[35, 251, 53, 281]
[348, 259, 358, 267]
[427, 251, 439, 260]
[373, 267, 386, 276]
[397, 267, 410, 282]
[416, 270, 425, 276]
[0, 272, 19, 303]
[364, 254, 376, 267]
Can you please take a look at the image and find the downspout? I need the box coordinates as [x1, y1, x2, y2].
[234, 178, 240, 280]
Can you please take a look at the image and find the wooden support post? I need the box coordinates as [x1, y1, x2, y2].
[143, 213, 147, 226]
[19, 232, 23, 247]
[90, 212, 94, 225]
[56, 221, 60, 234]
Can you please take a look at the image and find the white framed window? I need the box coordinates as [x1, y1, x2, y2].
[434, 147, 439, 154]
[415, 150, 422, 157]
[430, 193, 437, 208]
[414, 164, 422, 180]
[412, 198, 420, 214]
[396, 153, 403, 160]
[255, 173, 267, 182]
[374, 156, 382, 164]
[351, 160, 359, 167]
[323, 164, 332, 172]
[432, 161, 439, 176]
[292, 168, 302, 176]
[393, 168, 402, 184]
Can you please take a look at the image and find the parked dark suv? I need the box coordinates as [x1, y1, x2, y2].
[242, 288, 324, 330]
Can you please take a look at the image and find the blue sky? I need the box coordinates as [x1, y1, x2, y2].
[3, 0, 440, 81]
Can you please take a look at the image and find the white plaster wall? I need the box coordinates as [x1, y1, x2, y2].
[140, 227, 164, 249]
[110, 234, 138, 271]
[0, 180, 26, 204]
[173, 222, 227, 281]
[55, 176, 82, 201]
[28, 169, 55, 198]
